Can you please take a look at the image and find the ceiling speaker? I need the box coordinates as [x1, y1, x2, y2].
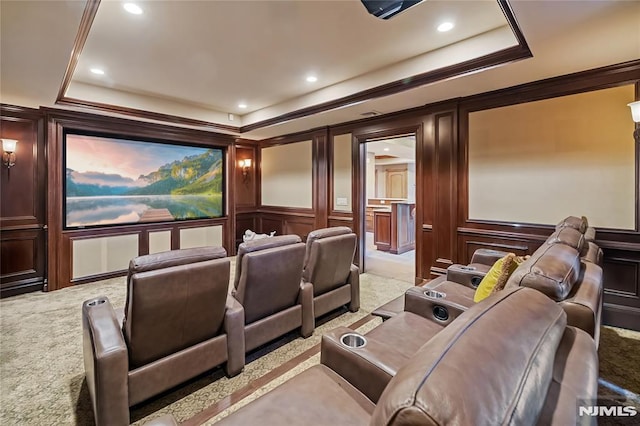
[360, 0, 424, 20]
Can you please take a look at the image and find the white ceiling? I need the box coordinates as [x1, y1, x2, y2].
[1, 0, 639, 140]
[367, 136, 416, 164]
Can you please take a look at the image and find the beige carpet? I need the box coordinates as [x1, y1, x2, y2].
[2, 268, 639, 425]
[0, 269, 411, 426]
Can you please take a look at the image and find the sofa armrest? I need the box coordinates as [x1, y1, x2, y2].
[320, 326, 409, 403]
[446, 264, 486, 289]
[299, 281, 314, 337]
[404, 286, 469, 325]
[82, 296, 129, 426]
[470, 248, 510, 266]
[224, 295, 245, 376]
[348, 264, 360, 312]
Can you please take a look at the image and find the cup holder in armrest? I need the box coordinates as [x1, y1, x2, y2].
[433, 305, 449, 322]
[340, 333, 367, 348]
[424, 290, 446, 299]
[470, 277, 483, 289]
[87, 299, 106, 307]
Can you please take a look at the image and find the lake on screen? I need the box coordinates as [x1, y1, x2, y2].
[66, 195, 222, 227]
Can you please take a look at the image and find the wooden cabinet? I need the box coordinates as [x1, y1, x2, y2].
[365, 207, 375, 232]
[385, 169, 407, 198]
[373, 210, 391, 251]
[373, 202, 415, 254]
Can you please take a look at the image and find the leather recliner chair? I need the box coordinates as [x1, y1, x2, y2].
[215, 287, 598, 426]
[232, 234, 313, 353]
[302, 226, 360, 320]
[374, 217, 603, 345]
[82, 247, 244, 426]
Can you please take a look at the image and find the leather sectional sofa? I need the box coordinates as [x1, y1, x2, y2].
[373, 216, 604, 345]
[216, 287, 598, 426]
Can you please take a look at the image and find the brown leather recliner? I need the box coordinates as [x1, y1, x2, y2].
[375, 217, 603, 346]
[232, 234, 313, 353]
[215, 287, 598, 426]
[302, 226, 360, 320]
[425, 230, 603, 345]
[82, 247, 244, 426]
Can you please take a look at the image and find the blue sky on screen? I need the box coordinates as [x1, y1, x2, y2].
[66, 134, 208, 180]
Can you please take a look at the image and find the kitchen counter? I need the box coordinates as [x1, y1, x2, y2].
[372, 202, 415, 254]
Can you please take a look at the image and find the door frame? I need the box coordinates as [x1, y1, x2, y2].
[352, 125, 422, 283]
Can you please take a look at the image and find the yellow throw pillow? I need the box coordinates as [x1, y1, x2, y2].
[473, 254, 521, 303]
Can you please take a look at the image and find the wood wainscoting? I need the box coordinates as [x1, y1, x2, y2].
[256, 207, 316, 241]
[456, 223, 640, 331]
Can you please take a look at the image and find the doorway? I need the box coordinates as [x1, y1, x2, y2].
[361, 135, 416, 283]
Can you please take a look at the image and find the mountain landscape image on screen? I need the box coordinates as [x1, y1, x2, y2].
[65, 136, 224, 228]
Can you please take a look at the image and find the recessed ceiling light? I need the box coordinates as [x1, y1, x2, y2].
[306, 75, 318, 83]
[437, 22, 454, 32]
[383, 148, 390, 152]
[90, 68, 105, 75]
[123, 3, 143, 15]
[238, 103, 247, 109]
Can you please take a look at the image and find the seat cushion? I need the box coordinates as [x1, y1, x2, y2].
[366, 311, 444, 358]
[215, 364, 374, 426]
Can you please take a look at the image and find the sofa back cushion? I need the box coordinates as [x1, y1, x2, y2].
[302, 227, 356, 296]
[582, 242, 603, 266]
[234, 235, 306, 324]
[371, 287, 566, 426]
[546, 227, 585, 254]
[124, 247, 229, 369]
[555, 216, 588, 233]
[506, 244, 581, 301]
[584, 226, 597, 243]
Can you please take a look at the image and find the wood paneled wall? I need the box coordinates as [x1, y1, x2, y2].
[0, 105, 46, 297]
[2, 61, 639, 332]
[241, 129, 332, 243]
[453, 63, 640, 330]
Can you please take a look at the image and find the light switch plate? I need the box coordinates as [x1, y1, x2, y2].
[336, 197, 348, 206]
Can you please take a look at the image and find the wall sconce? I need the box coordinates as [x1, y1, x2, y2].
[628, 101, 640, 142]
[2, 139, 18, 169]
[239, 158, 252, 183]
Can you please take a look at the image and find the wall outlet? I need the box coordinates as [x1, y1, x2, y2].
[336, 197, 348, 206]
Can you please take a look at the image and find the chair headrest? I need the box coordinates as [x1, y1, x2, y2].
[234, 234, 302, 289]
[546, 227, 585, 254]
[129, 246, 227, 274]
[304, 227, 353, 266]
[238, 234, 301, 254]
[555, 216, 588, 233]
